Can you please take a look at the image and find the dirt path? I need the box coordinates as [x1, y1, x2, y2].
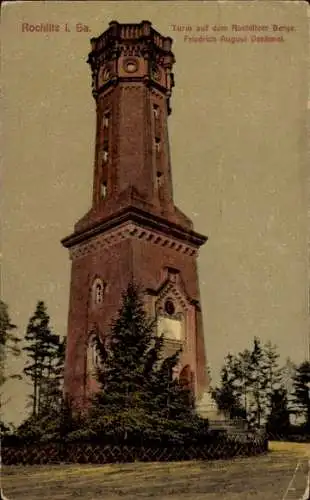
[2, 442, 309, 500]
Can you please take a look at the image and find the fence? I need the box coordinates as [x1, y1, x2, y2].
[267, 432, 310, 443]
[2, 434, 268, 466]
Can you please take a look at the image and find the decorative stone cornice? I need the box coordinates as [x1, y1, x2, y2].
[68, 220, 200, 261]
[62, 205, 207, 252]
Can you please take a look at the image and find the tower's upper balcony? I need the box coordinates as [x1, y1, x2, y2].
[89, 20, 173, 55]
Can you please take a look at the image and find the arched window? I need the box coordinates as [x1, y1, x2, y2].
[154, 137, 161, 153]
[95, 282, 103, 304]
[153, 104, 160, 119]
[103, 112, 110, 129]
[156, 171, 163, 190]
[165, 299, 175, 316]
[92, 278, 105, 306]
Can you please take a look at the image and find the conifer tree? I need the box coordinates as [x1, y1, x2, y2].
[147, 350, 199, 443]
[88, 282, 199, 445]
[214, 338, 283, 428]
[280, 357, 296, 415]
[231, 349, 252, 418]
[0, 300, 21, 408]
[263, 341, 282, 405]
[292, 360, 310, 431]
[89, 282, 161, 442]
[247, 337, 268, 428]
[94, 283, 158, 406]
[23, 301, 61, 417]
[40, 336, 66, 415]
[266, 387, 290, 436]
[212, 364, 245, 419]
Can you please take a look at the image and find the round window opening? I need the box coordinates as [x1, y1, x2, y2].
[125, 61, 137, 73]
[165, 300, 175, 316]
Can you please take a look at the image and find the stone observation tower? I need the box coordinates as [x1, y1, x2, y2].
[62, 20, 209, 409]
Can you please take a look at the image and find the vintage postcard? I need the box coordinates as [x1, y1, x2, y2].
[1, 1, 309, 499]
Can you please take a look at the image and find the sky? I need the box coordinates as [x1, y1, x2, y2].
[1, 0, 309, 426]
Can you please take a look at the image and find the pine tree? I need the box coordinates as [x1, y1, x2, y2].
[280, 357, 296, 416]
[40, 336, 66, 416]
[247, 337, 269, 428]
[88, 282, 161, 443]
[214, 338, 282, 428]
[263, 341, 282, 407]
[292, 360, 310, 431]
[266, 387, 290, 436]
[87, 282, 199, 445]
[23, 301, 61, 417]
[215, 351, 251, 420]
[212, 364, 245, 419]
[234, 349, 253, 420]
[150, 349, 183, 419]
[93, 283, 157, 406]
[0, 301, 21, 412]
[146, 349, 192, 442]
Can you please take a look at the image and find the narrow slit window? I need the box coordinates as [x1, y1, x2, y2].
[153, 104, 159, 119]
[155, 137, 161, 153]
[156, 171, 163, 188]
[100, 181, 107, 199]
[103, 113, 110, 129]
[103, 150, 109, 163]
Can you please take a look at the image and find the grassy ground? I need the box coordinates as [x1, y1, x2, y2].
[2, 442, 309, 500]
